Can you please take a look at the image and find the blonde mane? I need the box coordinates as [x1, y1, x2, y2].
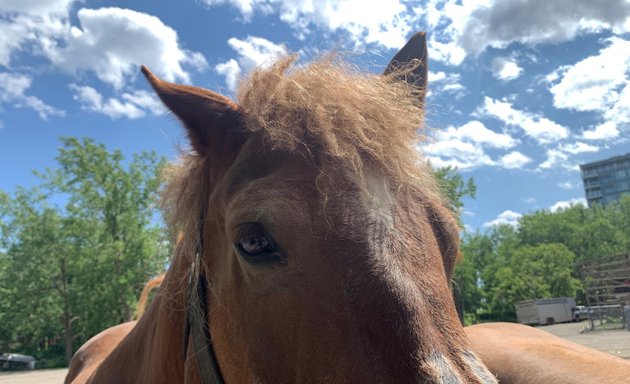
[162, 55, 442, 260]
[239, 55, 438, 198]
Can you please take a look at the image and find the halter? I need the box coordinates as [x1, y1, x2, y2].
[183, 211, 225, 384]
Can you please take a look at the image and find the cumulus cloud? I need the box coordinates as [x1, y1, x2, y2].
[559, 142, 599, 155]
[47, 8, 208, 89]
[422, 120, 523, 170]
[70, 84, 164, 119]
[0, 0, 72, 67]
[498, 151, 531, 169]
[440, 120, 517, 149]
[423, 139, 495, 170]
[491, 57, 523, 81]
[200, 0, 416, 49]
[0, 0, 75, 14]
[428, 71, 465, 96]
[0, 3, 208, 119]
[538, 148, 573, 171]
[537, 141, 599, 171]
[0, 72, 64, 119]
[0, 4, 207, 89]
[477, 97, 569, 144]
[581, 121, 620, 141]
[548, 37, 630, 127]
[549, 198, 587, 212]
[558, 181, 578, 190]
[483, 210, 522, 228]
[215, 36, 288, 91]
[426, 0, 630, 64]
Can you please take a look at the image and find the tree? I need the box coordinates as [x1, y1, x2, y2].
[0, 137, 170, 366]
[433, 166, 476, 224]
[485, 243, 580, 320]
[452, 231, 494, 323]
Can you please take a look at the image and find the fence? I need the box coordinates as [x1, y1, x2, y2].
[588, 304, 626, 330]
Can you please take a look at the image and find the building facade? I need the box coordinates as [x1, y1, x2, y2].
[580, 153, 630, 206]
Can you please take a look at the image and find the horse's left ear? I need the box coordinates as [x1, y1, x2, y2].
[141, 66, 244, 160]
[382, 32, 428, 105]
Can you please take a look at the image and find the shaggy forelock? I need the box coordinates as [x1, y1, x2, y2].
[237, 55, 440, 201]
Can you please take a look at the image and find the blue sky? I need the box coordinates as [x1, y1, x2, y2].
[1, 0, 629, 231]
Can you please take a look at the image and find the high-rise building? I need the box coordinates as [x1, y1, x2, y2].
[580, 153, 630, 206]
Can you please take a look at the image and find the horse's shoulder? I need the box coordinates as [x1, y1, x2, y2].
[65, 322, 136, 384]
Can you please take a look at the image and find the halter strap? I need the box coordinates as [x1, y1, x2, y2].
[183, 212, 225, 384]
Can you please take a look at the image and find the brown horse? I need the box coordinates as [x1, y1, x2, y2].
[65, 32, 496, 383]
[466, 322, 630, 384]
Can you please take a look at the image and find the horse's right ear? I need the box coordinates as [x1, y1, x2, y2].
[141, 66, 244, 159]
[382, 32, 428, 105]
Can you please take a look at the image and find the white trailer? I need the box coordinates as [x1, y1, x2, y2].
[515, 297, 576, 325]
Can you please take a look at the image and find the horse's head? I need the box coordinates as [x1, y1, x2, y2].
[144, 33, 495, 383]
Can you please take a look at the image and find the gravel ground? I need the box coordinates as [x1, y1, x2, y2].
[540, 320, 630, 359]
[3, 321, 630, 383]
[0, 368, 68, 384]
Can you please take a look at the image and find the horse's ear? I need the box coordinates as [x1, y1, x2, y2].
[382, 32, 428, 105]
[141, 66, 244, 159]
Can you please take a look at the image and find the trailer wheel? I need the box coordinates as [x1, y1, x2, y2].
[546, 317, 555, 325]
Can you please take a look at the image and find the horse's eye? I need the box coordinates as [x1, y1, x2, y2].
[234, 223, 285, 265]
[239, 234, 272, 256]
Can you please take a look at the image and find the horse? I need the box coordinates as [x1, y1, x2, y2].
[466, 322, 630, 384]
[65, 32, 497, 383]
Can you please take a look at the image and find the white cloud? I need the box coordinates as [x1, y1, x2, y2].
[440, 120, 517, 149]
[537, 141, 599, 171]
[0, 0, 75, 14]
[0, 72, 64, 119]
[538, 148, 575, 171]
[581, 121, 620, 140]
[607, 81, 630, 125]
[557, 181, 577, 190]
[425, 0, 630, 64]
[477, 97, 569, 144]
[215, 36, 288, 90]
[70, 84, 164, 119]
[0, 5, 207, 90]
[46, 8, 207, 89]
[523, 197, 536, 204]
[423, 120, 525, 170]
[0, 1, 72, 67]
[498, 151, 531, 169]
[428, 71, 465, 96]
[215, 59, 241, 91]
[548, 37, 630, 126]
[549, 198, 587, 212]
[483, 210, 522, 228]
[200, 0, 416, 49]
[491, 57, 523, 81]
[559, 142, 599, 155]
[423, 139, 495, 170]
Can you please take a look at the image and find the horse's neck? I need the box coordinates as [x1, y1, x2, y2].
[91, 269, 189, 383]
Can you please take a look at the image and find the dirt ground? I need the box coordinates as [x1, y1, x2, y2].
[541, 320, 630, 359]
[0, 368, 68, 384]
[2, 321, 630, 383]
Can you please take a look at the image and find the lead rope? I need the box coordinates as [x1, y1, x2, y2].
[183, 212, 225, 384]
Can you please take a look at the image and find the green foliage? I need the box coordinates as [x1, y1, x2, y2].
[485, 243, 580, 320]
[457, 196, 630, 322]
[433, 166, 476, 224]
[0, 138, 171, 367]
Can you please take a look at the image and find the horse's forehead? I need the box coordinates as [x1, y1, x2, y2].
[334, 167, 397, 239]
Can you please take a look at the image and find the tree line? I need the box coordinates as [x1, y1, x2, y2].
[0, 138, 170, 367]
[453, 194, 630, 323]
